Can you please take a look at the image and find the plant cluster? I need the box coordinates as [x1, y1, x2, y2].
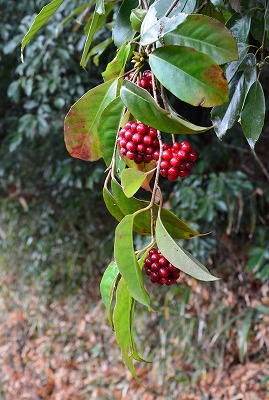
[21, 0, 268, 380]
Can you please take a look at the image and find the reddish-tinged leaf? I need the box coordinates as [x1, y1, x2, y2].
[64, 79, 118, 161]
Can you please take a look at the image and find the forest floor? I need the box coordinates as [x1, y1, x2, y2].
[0, 265, 269, 400]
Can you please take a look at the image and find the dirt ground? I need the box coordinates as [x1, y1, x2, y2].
[0, 269, 268, 400]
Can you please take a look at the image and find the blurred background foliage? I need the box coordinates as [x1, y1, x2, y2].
[0, 0, 269, 292]
[0, 0, 268, 396]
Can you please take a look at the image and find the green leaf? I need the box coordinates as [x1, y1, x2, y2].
[102, 42, 132, 82]
[155, 216, 219, 281]
[149, 46, 228, 107]
[111, 180, 202, 239]
[211, 54, 257, 139]
[240, 81, 265, 150]
[100, 261, 119, 328]
[64, 79, 118, 161]
[80, 4, 114, 68]
[164, 14, 238, 65]
[98, 96, 125, 166]
[120, 81, 211, 134]
[226, 13, 251, 43]
[114, 215, 151, 307]
[121, 168, 154, 198]
[21, 0, 64, 61]
[113, 278, 139, 380]
[87, 38, 113, 66]
[112, 0, 138, 48]
[103, 187, 124, 222]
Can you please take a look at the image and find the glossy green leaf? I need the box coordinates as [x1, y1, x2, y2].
[111, 180, 202, 239]
[140, 3, 187, 46]
[114, 215, 151, 307]
[64, 79, 118, 161]
[240, 81, 265, 150]
[103, 187, 124, 222]
[113, 278, 139, 380]
[226, 13, 251, 43]
[112, 0, 138, 48]
[164, 14, 238, 65]
[149, 46, 228, 107]
[98, 96, 125, 166]
[121, 168, 154, 198]
[21, 0, 64, 61]
[100, 261, 119, 328]
[156, 216, 219, 281]
[102, 43, 132, 82]
[80, 4, 114, 68]
[87, 38, 113, 66]
[121, 81, 211, 134]
[211, 54, 257, 139]
[80, 8, 101, 68]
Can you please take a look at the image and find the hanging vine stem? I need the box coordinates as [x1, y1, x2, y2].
[149, 63, 164, 240]
[142, 0, 149, 11]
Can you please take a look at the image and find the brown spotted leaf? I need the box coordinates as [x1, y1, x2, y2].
[64, 79, 118, 161]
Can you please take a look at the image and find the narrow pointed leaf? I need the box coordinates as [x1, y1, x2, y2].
[98, 96, 125, 166]
[100, 261, 119, 328]
[111, 180, 203, 239]
[102, 43, 132, 82]
[130, 297, 150, 363]
[114, 215, 151, 307]
[103, 187, 124, 221]
[64, 79, 118, 161]
[240, 81, 265, 150]
[21, 0, 64, 61]
[211, 54, 257, 139]
[112, 0, 138, 48]
[113, 278, 139, 380]
[156, 216, 219, 281]
[121, 168, 154, 198]
[226, 13, 251, 43]
[149, 46, 228, 107]
[121, 81, 211, 134]
[164, 14, 238, 65]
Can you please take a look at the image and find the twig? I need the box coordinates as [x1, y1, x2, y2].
[253, 152, 269, 182]
[142, 0, 149, 11]
[164, 0, 181, 17]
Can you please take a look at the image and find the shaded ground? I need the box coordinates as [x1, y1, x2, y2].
[0, 264, 268, 400]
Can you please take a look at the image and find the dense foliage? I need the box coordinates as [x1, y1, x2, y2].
[1, 0, 268, 380]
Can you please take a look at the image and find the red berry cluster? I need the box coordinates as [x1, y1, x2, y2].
[143, 248, 180, 286]
[160, 141, 197, 181]
[139, 70, 153, 92]
[117, 121, 159, 164]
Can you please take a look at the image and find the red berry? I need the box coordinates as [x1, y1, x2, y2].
[177, 150, 187, 159]
[160, 169, 168, 177]
[168, 174, 178, 181]
[145, 146, 154, 155]
[178, 170, 189, 178]
[162, 149, 172, 161]
[152, 150, 160, 160]
[136, 123, 148, 135]
[150, 272, 159, 282]
[188, 150, 197, 161]
[124, 130, 133, 141]
[137, 143, 146, 153]
[132, 132, 143, 143]
[139, 78, 148, 88]
[126, 151, 135, 160]
[159, 268, 169, 278]
[181, 141, 191, 152]
[143, 247, 180, 287]
[170, 157, 181, 167]
[160, 160, 170, 170]
[119, 139, 127, 148]
[143, 70, 152, 79]
[143, 135, 153, 146]
[172, 142, 181, 151]
[163, 142, 170, 150]
[168, 166, 178, 176]
[126, 141, 136, 151]
[148, 128, 157, 138]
